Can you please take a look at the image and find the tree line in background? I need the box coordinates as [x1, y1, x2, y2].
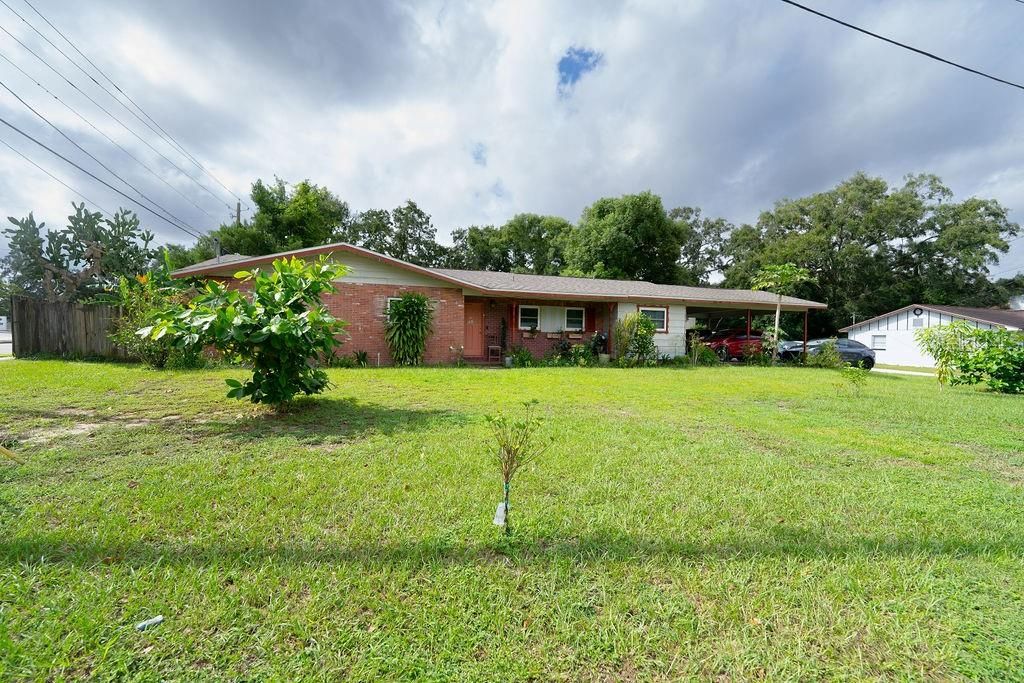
[3, 171, 1022, 334]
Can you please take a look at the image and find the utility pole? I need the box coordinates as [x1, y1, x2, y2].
[236, 200, 241, 228]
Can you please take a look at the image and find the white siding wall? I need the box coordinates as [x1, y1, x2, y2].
[329, 252, 456, 287]
[617, 303, 687, 357]
[845, 308, 998, 368]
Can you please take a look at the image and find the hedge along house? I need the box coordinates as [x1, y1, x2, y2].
[840, 304, 1024, 368]
[172, 243, 827, 365]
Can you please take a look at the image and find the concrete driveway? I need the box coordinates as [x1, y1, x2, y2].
[0, 331, 12, 357]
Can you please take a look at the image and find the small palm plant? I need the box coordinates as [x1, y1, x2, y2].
[751, 263, 814, 363]
[485, 399, 549, 536]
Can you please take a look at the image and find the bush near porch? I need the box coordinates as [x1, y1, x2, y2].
[1, 362, 1023, 679]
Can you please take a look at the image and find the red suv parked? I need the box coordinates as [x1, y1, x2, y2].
[707, 331, 763, 361]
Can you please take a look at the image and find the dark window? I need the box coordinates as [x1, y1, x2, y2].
[638, 307, 668, 332]
[519, 306, 540, 330]
[565, 308, 585, 331]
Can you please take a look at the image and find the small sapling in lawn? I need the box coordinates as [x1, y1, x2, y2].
[840, 362, 869, 394]
[485, 399, 550, 536]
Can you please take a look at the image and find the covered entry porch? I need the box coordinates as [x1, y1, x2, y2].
[461, 296, 614, 363]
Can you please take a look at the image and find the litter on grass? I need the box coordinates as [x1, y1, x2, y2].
[136, 615, 164, 631]
[493, 501, 507, 526]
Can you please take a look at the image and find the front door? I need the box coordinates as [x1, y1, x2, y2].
[464, 302, 484, 357]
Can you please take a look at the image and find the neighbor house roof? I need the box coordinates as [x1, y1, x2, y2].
[172, 242, 827, 310]
[839, 304, 1024, 331]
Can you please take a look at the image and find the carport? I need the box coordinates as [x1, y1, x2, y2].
[685, 303, 815, 348]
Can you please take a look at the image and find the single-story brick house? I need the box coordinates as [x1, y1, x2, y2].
[172, 243, 827, 365]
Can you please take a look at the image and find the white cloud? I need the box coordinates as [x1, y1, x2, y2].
[1, 0, 1022, 274]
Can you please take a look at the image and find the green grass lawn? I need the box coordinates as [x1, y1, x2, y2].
[1, 361, 1023, 680]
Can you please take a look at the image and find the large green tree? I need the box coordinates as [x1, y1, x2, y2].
[565, 191, 684, 283]
[165, 178, 351, 268]
[722, 172, 1019, 334]
[2, 203, 155, 302]
[669, 206, 731, 286]
[447, 213, 572, 274]
[341, 200, 447, 266]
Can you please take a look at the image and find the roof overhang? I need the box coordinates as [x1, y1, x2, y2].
[466, 291, 825, 309]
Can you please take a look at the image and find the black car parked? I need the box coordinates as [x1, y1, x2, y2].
[778, 338, 876, 369]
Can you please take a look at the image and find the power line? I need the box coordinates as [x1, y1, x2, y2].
[7, 0, 249, 209]
[0, 76, 203, 235]
[0, 135, 111, 214]
[0, 48, 219, 221]
[0, 114, 202, 239]
[778, 0, 1024, 93]
[0, 22, 233, 211]
[990, 263, 1023, 278]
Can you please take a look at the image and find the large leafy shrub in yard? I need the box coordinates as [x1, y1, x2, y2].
[143, 256, 347, 406]
[614, 312, 658, 367]
[384, 292, 433, 365]
[917, 321, 1024, 393]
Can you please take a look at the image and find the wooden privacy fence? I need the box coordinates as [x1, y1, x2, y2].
[10, 296, 127, 359]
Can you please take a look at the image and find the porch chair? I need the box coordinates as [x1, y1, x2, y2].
[486, 333, 502, 364]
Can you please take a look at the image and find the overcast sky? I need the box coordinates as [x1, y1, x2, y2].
[0, 0, 1022, 277]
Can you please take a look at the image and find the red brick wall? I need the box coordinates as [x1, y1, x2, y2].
[477, 300, 510, 359]
[502, 300, 612, 359]
[326, 283, 464, 365]
[215, 277, 464, 365]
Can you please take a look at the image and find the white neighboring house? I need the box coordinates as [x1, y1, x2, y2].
[840, 304, 1024, 368]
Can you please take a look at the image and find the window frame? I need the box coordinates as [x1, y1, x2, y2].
[638, 306, 669, 333]
[564, 307, 585, 332]
[518, 305, 541, 330]
[385, 297, 402, 321]
[870, 334, 887, 351]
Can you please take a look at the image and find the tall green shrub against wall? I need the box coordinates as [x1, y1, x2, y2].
[384, 292, 434, 365]
[616, 312, 658, 367]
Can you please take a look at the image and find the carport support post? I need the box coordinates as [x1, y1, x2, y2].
[803, 309, 809, 361]
[607, 302, 615, 357]
[746, 309, 751, 338]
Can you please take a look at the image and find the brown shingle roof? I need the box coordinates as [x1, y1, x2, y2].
[171, 242, 827, 309]
[434, 268, 825, 308]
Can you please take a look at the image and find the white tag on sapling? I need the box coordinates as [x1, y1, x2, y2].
[493, 502, 507, 526]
